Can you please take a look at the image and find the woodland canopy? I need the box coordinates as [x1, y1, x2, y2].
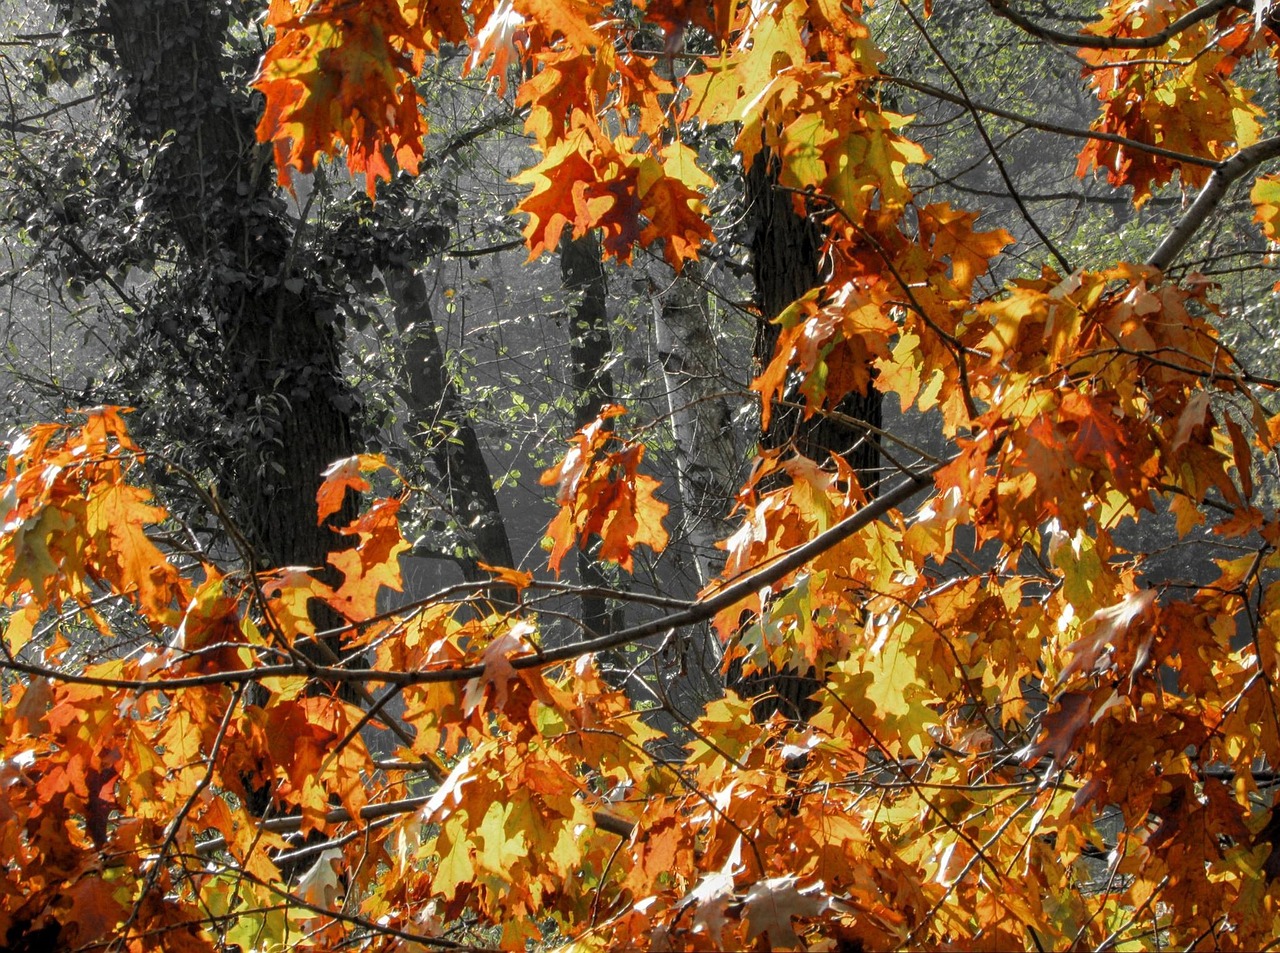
[3, 0, 1280, 950]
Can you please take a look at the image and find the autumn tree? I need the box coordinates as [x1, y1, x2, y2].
[8, 0, 1280, 951]
[1, 3, 522, 593]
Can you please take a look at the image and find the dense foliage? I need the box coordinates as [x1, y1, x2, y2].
[6, 0, 1280, 949]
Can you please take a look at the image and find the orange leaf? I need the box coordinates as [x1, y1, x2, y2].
[464, 0, 528, 95]
[462, 622, 536, 714]
[253, 0, 433, 196]
[917, 202, 1012, 295]
[539, 408, 668, 576]
[323, 497, 410, 621]
[316, 453, 396, 524]
[476, 561, 534, 594]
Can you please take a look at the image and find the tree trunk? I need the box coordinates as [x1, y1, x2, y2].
[99, 0, 358, 660]
[650, 262, 742, 707]
[560, 231, 617, 641]
[731, 149, 883, 722]
[384, 268, 515, 595]
[84, 0, 375, 862]
[747, 151, 882, 481]
[650, 262, 741, 588]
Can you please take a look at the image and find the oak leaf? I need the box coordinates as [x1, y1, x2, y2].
[539, 406, 668, 575]
[464, 0, 527, 95]
[316, 453, 393, 523]
[462, 622, 536, 714]
[1059, 589, 1157, 685]
[740, 877, 831, 952]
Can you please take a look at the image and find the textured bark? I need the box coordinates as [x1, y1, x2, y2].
[385, 269, 514, 591]
[651, 264, 741, 708]
[651, 261, 741, 588]
[746, 151, 882, 481]
[100, 0, 358, 574]
[84, 0, 373, 856]
[560, 231, 617, 640]
[731, 150, 883, 722]
[96, 0, 362, 702]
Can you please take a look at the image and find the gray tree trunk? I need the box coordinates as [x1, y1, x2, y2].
[384, 269, 515, 594]
[650, 261, 741, 589]
[650, 263, 743, 708]
[100, 0, 359, 577]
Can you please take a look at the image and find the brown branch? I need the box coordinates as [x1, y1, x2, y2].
[898, 0, 1072, 273]
[443, 237, 526, 258]
[193, 792, 634, 856]
[190, 861, 498, 951]
[316, 459, 944, 686]
[4, 461, 944, 694]
[113, 683, 247, 953]
[985, 0, 1238, 50]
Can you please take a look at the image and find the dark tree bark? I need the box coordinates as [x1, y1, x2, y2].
[747, 151, 882, 480]
[560, 230, 617, 640]
[86, 0, 368, 706]
[98, 0, 358, 575]
[731, 149, 883, 722]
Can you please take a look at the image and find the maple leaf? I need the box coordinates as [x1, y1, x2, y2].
[1020, 690, 1093, 766]
[512, 121, 644, 261]
[644, 0, 730, 37]
[595, 465, 670, 572]
[516, 48, 603, 147]
[512, 129, 598, 258]
[296, 847, 345, 908]
[1075, 27, 1262, 203]
[476, 561, 534, 594]
[4, 505, 75, 603]
[518, 0, 605, 49]
[635, 148, 714, 269]
[917, 203, 1013, 295]
[755, 282, 896, 427]
[57, 875, 128, 948]
[1252, 173, 1280, 242]
[260, 566, 327, 641]
[679, 836, 744, 945]
[169, 569, 251, 674]
[323, 496, 409, 621]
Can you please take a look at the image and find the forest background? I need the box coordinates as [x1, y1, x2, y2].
[3, 0, 1280, 950]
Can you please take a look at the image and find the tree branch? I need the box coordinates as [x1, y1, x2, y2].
[881, 74, 1222, 170]
[1147, 136, 1280, 271]
[347, 458, 944, 684]
[0, 462, 944, 694]
[985, 0, 1238, 50]
[897, 0, 1072, 272]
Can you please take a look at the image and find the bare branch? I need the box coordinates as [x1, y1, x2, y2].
[0, 462, 943, 694]
[897, 0, 1073, 272]
[1147, 137, 1280, 271]
[985, 0, 1238, 50]
[881, 74, 1222, 171]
